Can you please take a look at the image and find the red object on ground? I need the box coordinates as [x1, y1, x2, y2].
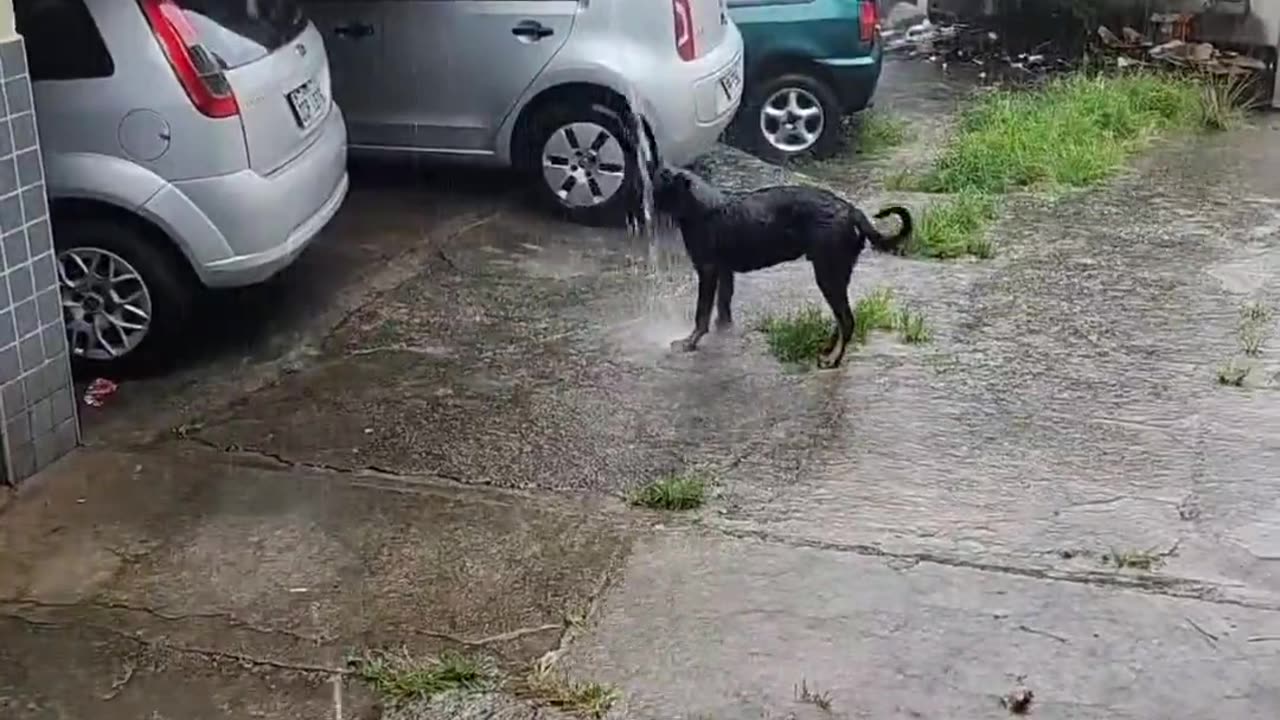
[83, 378, 118, 408]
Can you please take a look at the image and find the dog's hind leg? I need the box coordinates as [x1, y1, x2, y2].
[715, 269, 735, 330]
[814, 261, 855, 369]
[672, 265, 719, 352]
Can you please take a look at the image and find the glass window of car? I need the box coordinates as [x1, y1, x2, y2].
[172, 0, 309, 70]
[15, 0, 115, 82]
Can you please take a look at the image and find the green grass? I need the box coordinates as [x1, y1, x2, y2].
[915, 73, 1203, 194]
[909, 191, 1000, 260]
[1102, 547, 1165, 571]
[349, 650, 499, 704]
[757, 288, 931, 364]
[525, 668, 620, 719]
[630, 471, 707, 511]
[848, 111, 912, 156]
[1217, 359, 1249, 387]
[759, 306, 834, 363]
[1199, 72, 1253, 131]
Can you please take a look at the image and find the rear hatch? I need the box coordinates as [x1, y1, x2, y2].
[674, 0, 729, 60]
[172, 0, 329, 175]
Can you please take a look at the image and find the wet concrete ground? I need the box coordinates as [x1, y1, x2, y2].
[4, 60, 1280, 718]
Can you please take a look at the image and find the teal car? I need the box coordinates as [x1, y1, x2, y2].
[728, 0, 884, 161]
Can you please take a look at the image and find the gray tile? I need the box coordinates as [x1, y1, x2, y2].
[27, 219, 50, 256]
[10, 112, 35, 151]
[1, 377, 24, 417]
[13, 297, 36, 338]
[0, 310, 12, 348]
[8, 265, 32, 303]
[54, 416, 77, 455]
[5, 410, 29, 446]
[35, 287, 59, 326]
[31, 251, 54, 291]
[0, 347, 19, 389]
[18, 333, 41, 372]
[10, 441, 34, 480]
[51, 387, 73, 424]
[0, 191, 20, 231]
[0, 119, 12, 158]
[2, 226, 26, 266]
[33, 430, 57, 470]
[41, 322, 64, 358]
[43, 354, 68, 396]
[22, 362, 44, 401]
[20, 183, 46, 222]
[15, 149, 41, 187]
[0, 38, 26, 80]
[29, 396, 51, 433]
[0, 156, 15, 198]
[3, 77, 32, 115]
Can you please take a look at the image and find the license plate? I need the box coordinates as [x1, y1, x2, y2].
[716, 66, 742, 115]
[287, 79, 327, 130]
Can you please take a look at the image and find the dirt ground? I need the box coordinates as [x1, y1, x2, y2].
[2, 60, 1280, 719]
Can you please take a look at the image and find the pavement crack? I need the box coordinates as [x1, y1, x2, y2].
[708, 525, 1280, 611]
[3, 599, 329, 645]
[414, 624, 564, 649]
[1017, 624, 1069, 644]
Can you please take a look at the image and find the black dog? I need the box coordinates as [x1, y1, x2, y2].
[652, 167, 913, 368]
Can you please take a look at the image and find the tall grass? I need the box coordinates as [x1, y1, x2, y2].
[917, 73, 1202, 194]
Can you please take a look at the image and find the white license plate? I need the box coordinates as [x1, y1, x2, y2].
[287, 79, 327, 129]
[716, 66, 742, 115]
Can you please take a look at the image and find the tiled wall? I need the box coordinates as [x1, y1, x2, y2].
[0, 36, 77, 485]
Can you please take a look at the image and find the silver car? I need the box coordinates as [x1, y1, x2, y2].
[20, 0, 348, 372]
[305, 0, 744, 225]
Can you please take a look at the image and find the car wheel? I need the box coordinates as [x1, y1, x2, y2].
[741, 73, 842, 163]
[529, 101, 638, 226]
[55, 215, 194, 375]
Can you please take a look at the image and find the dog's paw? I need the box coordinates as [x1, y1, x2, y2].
[817, 355, 843, 370]
[670, 338, 698, 352]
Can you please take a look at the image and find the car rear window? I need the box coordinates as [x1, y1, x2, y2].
[173, 0, 308, 70]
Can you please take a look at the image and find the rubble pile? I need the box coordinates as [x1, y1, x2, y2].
[1097, 20, 1268, 77]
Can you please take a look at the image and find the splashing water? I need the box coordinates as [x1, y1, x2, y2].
[623, 84, 656, 238]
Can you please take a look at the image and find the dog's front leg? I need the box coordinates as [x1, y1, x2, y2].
[715, 269, 735, 330]
[672, 266, 718, 352]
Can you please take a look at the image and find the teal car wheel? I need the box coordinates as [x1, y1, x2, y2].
[743, 72, 843, 162]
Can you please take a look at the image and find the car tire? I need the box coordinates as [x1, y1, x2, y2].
[54, 214, 194, 376]
[527, 101, 640, 226]
[739, 72, 843, 163]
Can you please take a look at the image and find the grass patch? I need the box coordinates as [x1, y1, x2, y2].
[916, 73, 1203, 194]
[1218, 359, 1250, 387]
[848, 111, 912, 156]
[630, 471, 707, 511]
[852, 287, 897, 344]
[759, 306, 834, 363]
[910, 191, 999, 259]
[1199, 72, 1253, 131]
[758, 288, 931, 364]
[1102, 547, 1165, 571]
[349, 649, 499, 704]
[525, 667, 620, 719]
[896, 307, 932, 344]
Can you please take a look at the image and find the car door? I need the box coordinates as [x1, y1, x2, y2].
[303, 1, 401, 146]
[404, 0, 577, 155]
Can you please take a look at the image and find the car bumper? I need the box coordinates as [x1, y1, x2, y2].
[815, 53, 883, 114]
[144, 105, 350, 288]
[646, 25, 746, 167]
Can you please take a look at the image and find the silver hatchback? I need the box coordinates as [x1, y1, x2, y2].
[21, 0, 348, 372]
[306, 0, 744, 224]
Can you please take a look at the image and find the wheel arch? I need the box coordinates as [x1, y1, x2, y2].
[50, 197, 199, 286]
[509, 82, 656, 171]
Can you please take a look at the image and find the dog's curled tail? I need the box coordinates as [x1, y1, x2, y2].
[857, 205, 913, 253]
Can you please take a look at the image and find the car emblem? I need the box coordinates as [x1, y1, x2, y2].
[295, 43, 307, 57]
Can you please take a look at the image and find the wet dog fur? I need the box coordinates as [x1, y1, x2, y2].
[651, 167, 913, 368]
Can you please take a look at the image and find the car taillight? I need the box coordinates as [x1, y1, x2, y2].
[138, 0, 239, 118]
[673, 0, 697, 62]
[859, 0, 880, 44]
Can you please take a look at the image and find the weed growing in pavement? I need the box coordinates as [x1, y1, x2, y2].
[848, 110, 912, 156]
[630, 471, 707, 511]
[349, 649, 499, 704]
[909, 191, 999, 260]
[1199, 71, 1255, 131]
[1217, 360, 1250, 387]
[852, 287, 898, 344]
[1102, 547, 1165, 571]
[525, 666, 620, 719]
[896, 307, 932, 344]
[758, 288, 930, 364]
[795, 678, 834, 712]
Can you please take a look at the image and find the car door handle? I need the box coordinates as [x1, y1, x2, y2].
[511, 20, 554, 40]
[333, 22, 374, 39]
